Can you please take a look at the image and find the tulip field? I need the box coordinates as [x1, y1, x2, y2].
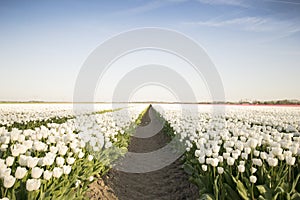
[154, 104, 300, 200]
[0, 104, 147, 199]
[1, 103, 300, 199]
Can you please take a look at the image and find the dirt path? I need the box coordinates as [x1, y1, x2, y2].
[87, 106, 199, 200]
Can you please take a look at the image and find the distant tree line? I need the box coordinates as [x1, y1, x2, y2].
[252, 100, 300, 105]
[239, 99, 300, 105]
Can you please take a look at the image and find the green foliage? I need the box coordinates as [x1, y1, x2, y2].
[0, 116, 73, 131]
[182, 143, 300, 200]
[0, 107, 145, 200]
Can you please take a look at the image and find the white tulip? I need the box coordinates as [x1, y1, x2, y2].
[198, 156, 205, 164]
[194, 150, 202, 157]
[253, 150, 260, 157]
[23, 140, 33, 149]
[1, 159, 7, 167]
[251, 167, 257, 174]
[10, 130, 20, 141]
[252, 158, 263, 166]
[43, 170, 53, 180]
[238, 165, 245, 173]
[5, 156, 14, 167]
[53, 167, 63, 178]
[284, 150, 293, 158]
[66, 157, 75, 165]
[248, 139, 258, 149]
[272, 147, 283, 156]
[250, 175, 257, 183]
[241, 153, 248, 160]
[0, 144, 8, 151]
[56, 157, 65, 167]
[10, 147, 20, 157]
[33, 141, 47, 152]
[260, 152, 267, 160]
[0, 136, 10, 144]
[210, 158, 219, 167]
[286, 156, 296, 165]
[217, 167, 224, 174]
[0, 168, 11, 179]
[226, 157, 235, 166]
[78, 151, 84, 159]
[50, 146, 58, 154]
[244, 147, 251, 155]
[223, 153, 230, 159]
[267, 157, 278, 167]
[42, 156, 55, 166]
[232, 151, 240, 160]
[218, 156, 224, 163]
[26, 157, 39, 168]
[4, 175, 16, 188]
[31, 167, 44, 179]
[105, 141, 112, 149]
[58, 145, 68, 156]
[289, 146, 298, 155]
[19, 155, 27, 166]
[26, 179, 41, 191]
[15, 167, 27, 179]
[62, 165, 72, 175]
[212, 145, 220, 153]
[201, 165, 208, 172]
[89, 176, 94, 182]
[88, 155, 94, 161]
[278, 154, 285, 161]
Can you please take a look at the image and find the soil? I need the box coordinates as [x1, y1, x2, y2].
[87, 106, 199, 200]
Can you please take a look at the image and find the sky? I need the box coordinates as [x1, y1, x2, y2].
[0, 0, 300, 102]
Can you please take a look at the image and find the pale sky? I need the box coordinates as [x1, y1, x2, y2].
[0, 0, 300, 102]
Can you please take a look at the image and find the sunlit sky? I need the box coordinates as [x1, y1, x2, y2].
[0, 0, 300, 102]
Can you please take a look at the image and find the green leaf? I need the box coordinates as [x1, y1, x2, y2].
[291, 193, 300, 200]
[200, 193, 215, 200]
[223, 183, 241, 200]
[291, 174, 300, 193]
[257, 184, 273, 200]
[275, 186, 285, 194]
[231, 175, 249, 200]
[224, 171, 234, 186]
[191, 177, 205, 188]
[258, 195, 266, 200]
[183, 163, 195, 175]
[257, 185, 267, 194]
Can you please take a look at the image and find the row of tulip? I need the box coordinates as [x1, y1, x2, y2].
[0, 104, 147, 199]
[154, 105, 300, 200]
[0, 104, 126, 130]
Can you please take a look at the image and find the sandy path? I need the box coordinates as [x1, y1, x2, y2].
[87, 106, 198, 200]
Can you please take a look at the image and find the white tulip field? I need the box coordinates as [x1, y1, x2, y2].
[154, 104, 300, 200]
[1, 104, 300, 199]
[0, 104, 147, 199]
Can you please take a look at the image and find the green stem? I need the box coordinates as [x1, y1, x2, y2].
[213, 167, 216, 179]
[251, 183, 255, 200]
[288, 166, 291, 183]
[214, 174, 219, 200]
[4, 188, 8, 198]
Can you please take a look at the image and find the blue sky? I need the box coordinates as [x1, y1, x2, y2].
[0, 0, 300, 102]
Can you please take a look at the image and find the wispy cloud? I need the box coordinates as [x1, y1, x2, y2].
[113, 0, 187, 16]
[184, 16, 300, 35]
[185, 17, 266, 30]
[113, 1, 165, 16]
[197, 0, 249, 7]
[263, 0, 300, 5]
